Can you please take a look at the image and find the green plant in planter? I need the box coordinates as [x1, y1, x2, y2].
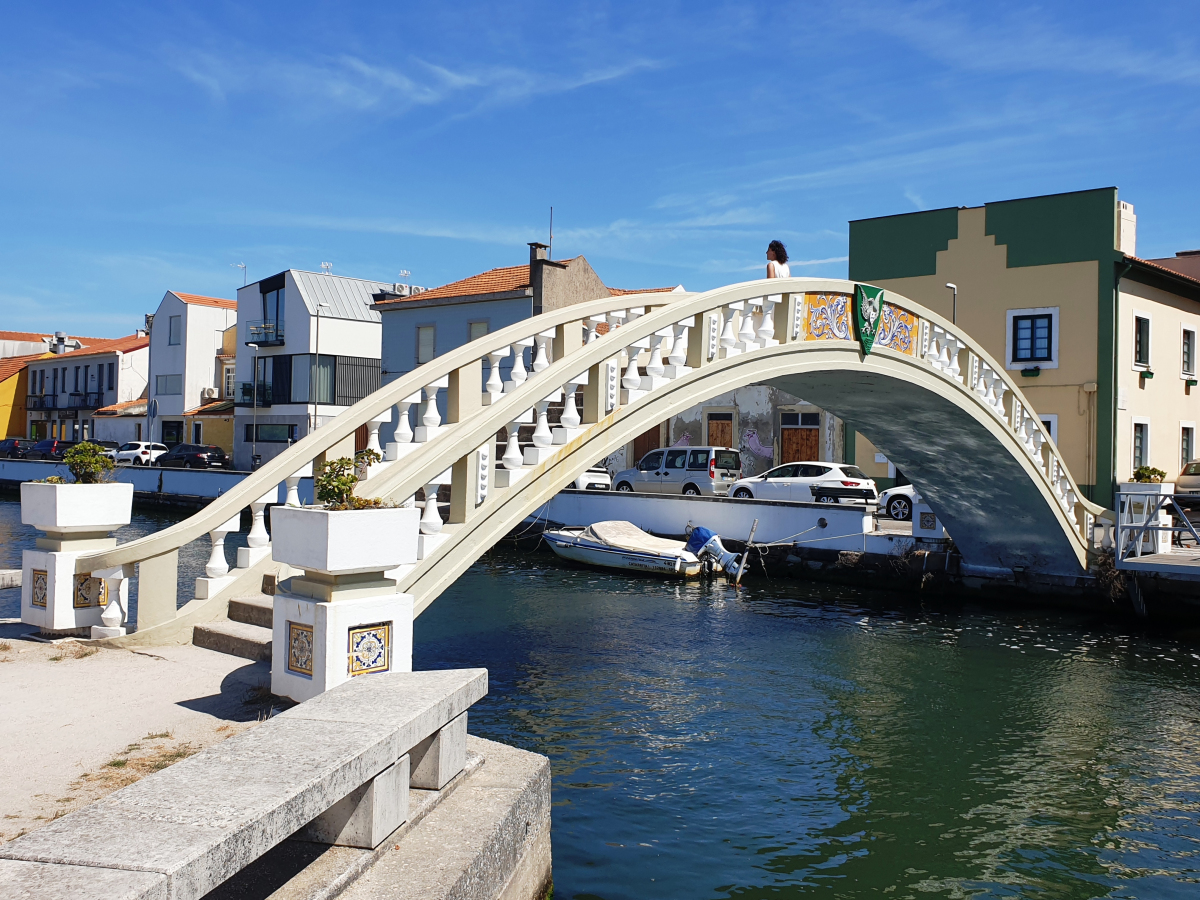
[35, 442, 115, 484]
[1133, 465, 1167, 484]
[315, 449, 391, 510]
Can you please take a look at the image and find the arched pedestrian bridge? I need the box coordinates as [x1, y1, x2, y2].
[77, 278, 1107, 645]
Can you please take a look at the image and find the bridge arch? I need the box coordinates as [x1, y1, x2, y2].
[79, 279, 1105, 640]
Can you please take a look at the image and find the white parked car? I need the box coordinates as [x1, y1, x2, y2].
[878, 483, 917, 520]
[1177, 460, 1200, 494]
[114, 441, 168, 466]
[728, 462, 877, 504]
[572, 466, 612, 490]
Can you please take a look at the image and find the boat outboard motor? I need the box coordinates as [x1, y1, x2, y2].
[684, 527, 742, 578]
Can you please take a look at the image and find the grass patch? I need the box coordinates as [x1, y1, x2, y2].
[144, 730, 173, 740]
[0, 640, 11, 652]
[48, 642, 99, 663]
[106, 759, 128, 769]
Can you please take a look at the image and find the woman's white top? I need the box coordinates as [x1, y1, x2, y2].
[768, 260, 790, 278]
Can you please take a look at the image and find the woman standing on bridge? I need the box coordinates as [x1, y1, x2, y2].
[766, 240, 790, 279]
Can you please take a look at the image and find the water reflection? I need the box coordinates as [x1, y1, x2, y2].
[416, 554, 1200, 899]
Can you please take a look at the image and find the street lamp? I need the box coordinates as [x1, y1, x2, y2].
[311, 299, 331, 432]
[945, 283, 957, 324]
[247, 342, 260, 470]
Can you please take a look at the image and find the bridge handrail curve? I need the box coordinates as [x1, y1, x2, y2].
[77, 276, 1103, 576]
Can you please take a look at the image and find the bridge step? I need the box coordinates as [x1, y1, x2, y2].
[229, 595, 273, 628]
[193, 619, 272, 661]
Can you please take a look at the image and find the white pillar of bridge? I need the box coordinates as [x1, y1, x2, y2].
[238, 489, 277, 568]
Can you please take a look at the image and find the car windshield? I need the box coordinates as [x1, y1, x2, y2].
[33, 440, 54, 449]
[714, 450, 740, 470]
[1183, 463, 1200, 476]
[840, 466, 869, 480]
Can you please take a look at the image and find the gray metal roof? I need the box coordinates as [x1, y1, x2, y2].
[290, 270, 392, 323]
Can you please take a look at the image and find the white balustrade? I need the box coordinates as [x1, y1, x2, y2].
[247, 497, 271, 548]
[719, 303, 740, 355]
[531, 397, 554, 448]
[621, 351, 641, 391]
[205, 522, 236, 577]
[668, 322, 689, 367]
[502, 419, 525, 470]
[758, 298, 778, 345]
[560, 385, 581, 429]
[646, 333, 666, 377]
[736, 298, 759, 349]
[285, 462, 312, 507]
[586, 314, 604, 344]
[532, 329, 554, 374]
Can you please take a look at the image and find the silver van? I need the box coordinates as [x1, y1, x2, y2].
[613, 447, 742, 496]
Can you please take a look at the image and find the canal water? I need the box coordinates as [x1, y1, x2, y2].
[4, 499, 1200, 896]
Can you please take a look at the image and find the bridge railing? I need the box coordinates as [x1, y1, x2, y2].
[74, 278, 1106, 632]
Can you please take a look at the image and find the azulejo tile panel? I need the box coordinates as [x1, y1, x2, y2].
[31, 569, 48, 608]
[802, 293, 852, 342]
[73, 574, 109, 609]
[288, 622, 314, 677]
[348, 622, 391, 677]
[876, 304, 918, 356]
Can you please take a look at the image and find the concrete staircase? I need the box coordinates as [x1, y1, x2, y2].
[193, 595, 273, 661]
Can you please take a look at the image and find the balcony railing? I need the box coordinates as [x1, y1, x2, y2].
[237, 382, 274, 407]
[26, 394, 57, 410]
[67, 392, 104, 409]
[246, 320, 284, 346]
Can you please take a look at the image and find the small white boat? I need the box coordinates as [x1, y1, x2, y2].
[544, 520, 703, 577]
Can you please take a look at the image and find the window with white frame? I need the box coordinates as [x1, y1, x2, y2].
[1132, 419, 1149, 472]
[1005, 307, 1059, 369]
[1183, 423, 1195, 468]
[417, 326, 435, 365]
[1183, 328, 1195, 376]
[1134, 315, 1151, 368]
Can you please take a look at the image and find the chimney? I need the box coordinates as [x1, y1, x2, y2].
[54, 332, 67, 355]
[529, 242, 549, 315]
[1118, 201, 1137, 256]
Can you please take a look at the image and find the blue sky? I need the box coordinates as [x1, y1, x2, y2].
[2, 1, 1198, 336]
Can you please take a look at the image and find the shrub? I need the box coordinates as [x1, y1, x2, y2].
[62, 442, 115, 484]
[314, 449, 390, 510]
[1133, 466, 1167, 484]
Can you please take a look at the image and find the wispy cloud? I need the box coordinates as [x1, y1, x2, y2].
[169, 48, 659, 120]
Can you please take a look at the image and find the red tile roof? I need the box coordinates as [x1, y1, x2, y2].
[182, 399, 235, 416]
[171, 292, 237, 309]
[377, 264, 535, 305]
[60, 333, 150, 359]
[0, 330, 106, 345]
[95, 399, 147, 416]
[1127, 255, 1200, 289]
[608, 286, 683, 296]
[0, 351, 52, 384]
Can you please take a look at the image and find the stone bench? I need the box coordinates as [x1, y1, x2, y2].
[0, 668, 487, 900]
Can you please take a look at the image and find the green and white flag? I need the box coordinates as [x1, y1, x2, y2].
[855, 284, 884, 354]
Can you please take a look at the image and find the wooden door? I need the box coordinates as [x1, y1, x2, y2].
[354, 423, 369, 452]
[781, 427, 819, 463]
[632, 425, 661, 463]
[707, 415, 733, 448]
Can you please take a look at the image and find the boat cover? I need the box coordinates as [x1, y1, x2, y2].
[580, 520, 689, 557]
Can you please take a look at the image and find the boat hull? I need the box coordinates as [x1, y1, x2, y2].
[544, 533, 702, 577]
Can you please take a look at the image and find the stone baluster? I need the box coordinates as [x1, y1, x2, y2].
[532, 331, 553, 374]
[719, 304, 738, 353]
[421, 384, 441, 429]
[365, 418, 383, 456]
[484, 347, 510, 404]
[758, 298, 778, 345]
[205, 520, 237, 577]
[509, 342, 529, 387]
[502, 419, 526, 470]
[737, 299, 759, 348]
[586, 315, 604, 343]
[1101, 520, 1114, 550]
[560, 383, 581, 428]
[247, 496, 271, 548]
[385, 392, 422, 460]
[92, 564, 132, 639]
[991, 378, 1009, 417]
[646, 333, 666, 378]
[946, 336, 963, 381]
[285, 461, 312, 507]
[531, 397, 554, 448]
[621, 350, 641, 391]
[668, 323, 689, 367]
[419, 483, 443, 534]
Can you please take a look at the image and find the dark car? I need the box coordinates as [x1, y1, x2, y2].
[155, 443, 231, 469]
[0, 438, 35, 458]
[22, 438, 78, 460]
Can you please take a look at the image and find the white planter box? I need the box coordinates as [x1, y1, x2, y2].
[21, 481, 134, 534]
[271, 505, 420, 575]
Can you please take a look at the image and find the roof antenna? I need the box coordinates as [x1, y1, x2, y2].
[320, 262, 333, 276]
[548, 206, 553, 260]
[398, 269, 411, 285]
[231, 262, 247, 286]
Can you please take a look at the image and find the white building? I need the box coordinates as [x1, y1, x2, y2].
[25, 334, 149, 442]
[233, 270, 397, 469]
[146, 291, 237, 446]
